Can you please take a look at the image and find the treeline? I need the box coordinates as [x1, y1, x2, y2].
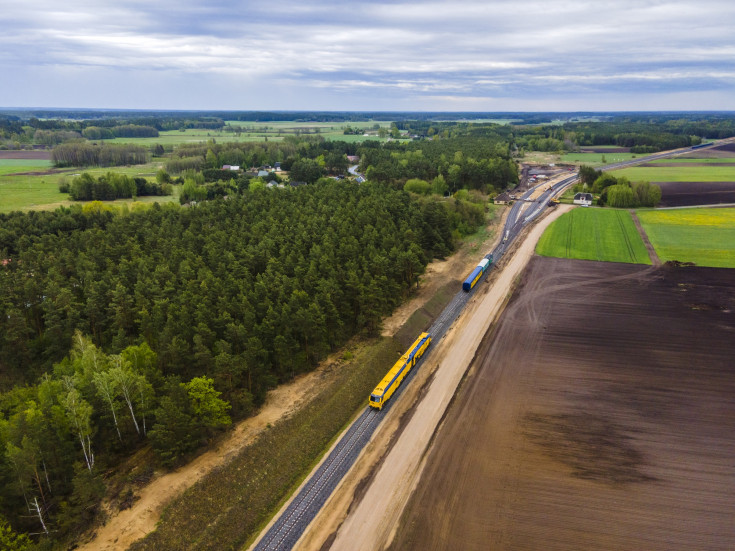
[0, 181, 482, 542]
[81, 125, 159, 140]
[562, 120, 703, 151]
[166, 136, 358, 177]
[51, 143, 148, 167]
[576, 165, 661, 207]
[358, 137, 517, 194]
[60, 172, 172, 201]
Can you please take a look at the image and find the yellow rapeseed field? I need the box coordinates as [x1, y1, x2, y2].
[642, 208, 735, 228]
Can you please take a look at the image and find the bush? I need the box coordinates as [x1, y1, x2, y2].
[404, 178, 431, 195]
[606, 184, 637, 208]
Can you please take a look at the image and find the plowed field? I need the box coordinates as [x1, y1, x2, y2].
[390, 257, 735, 551]
[657, 181, 735, 207]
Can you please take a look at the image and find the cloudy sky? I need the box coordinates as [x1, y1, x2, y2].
[1, 0, 734, 111]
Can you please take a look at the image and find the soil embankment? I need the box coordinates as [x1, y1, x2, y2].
[389, 257, 735, 550]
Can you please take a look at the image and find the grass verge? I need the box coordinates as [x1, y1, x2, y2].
[536, 208, 651, 264]
[637, 207, 735, 267]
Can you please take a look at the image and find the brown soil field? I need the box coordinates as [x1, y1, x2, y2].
[0, 150, 51, 160]
[712, 142, 735, 153]
[679, 143, 735, 159]
[389, 257, 735, 551]
[657, 181, 735, 207]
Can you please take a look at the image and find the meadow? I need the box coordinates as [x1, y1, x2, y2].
[0, 158, 53, 175]
[107, 120, 396, 146]
[0, 161, 168, 212]
[637, 207, 735, 268]
[561, 152, 640, 165]
[611, 166, 735, 182]
[536, 207, 651, 264]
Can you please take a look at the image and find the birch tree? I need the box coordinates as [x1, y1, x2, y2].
[92, 370, 122, 441]
[108, 356, 142, 435]
[62, 386, 94, 471]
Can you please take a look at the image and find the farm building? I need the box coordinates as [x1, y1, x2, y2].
[494, 192, 512, 205]
[573, 192, 594, 206]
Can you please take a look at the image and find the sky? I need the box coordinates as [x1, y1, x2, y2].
[1, 0, 734, 111]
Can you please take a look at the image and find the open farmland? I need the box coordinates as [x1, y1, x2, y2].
[561, 151, 639, 166]
[0, 160, 168, 212]
[611, 143, 735, 207]
[612, 165, 735, 182]
[0, 158, 53, 175]
[637, 208, 735, 268]
[390, 256, 735, 551]
[536, 208, 651, 264]
[106, 120, 394, 146]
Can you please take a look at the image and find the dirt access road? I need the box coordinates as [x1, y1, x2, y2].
[390, 257, 735, 550]
[296, 205, 572, 550]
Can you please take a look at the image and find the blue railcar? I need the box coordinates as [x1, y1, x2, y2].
[462, 256, 493, 292]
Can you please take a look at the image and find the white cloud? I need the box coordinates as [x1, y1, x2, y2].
[0, 0, 734, 109]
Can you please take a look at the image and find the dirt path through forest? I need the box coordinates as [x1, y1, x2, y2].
[297, 205, 571, 551]
[77, 208, 509, 551]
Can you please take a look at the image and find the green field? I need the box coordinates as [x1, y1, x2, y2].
[106, 120, 396, 146]
[561, 152, 640, 165]
[0, 159, 53, 175]
[434, 118, 522, 124]
[536, 208, 651, 264]
[612, 166, 735, 182]
[637, 208, 735, 267]
[0, 161, 167, 212]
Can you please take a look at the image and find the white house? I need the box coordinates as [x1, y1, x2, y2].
[573, 192, 594, 206]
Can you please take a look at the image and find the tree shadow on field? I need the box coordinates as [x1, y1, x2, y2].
[523, 411, 655, 486]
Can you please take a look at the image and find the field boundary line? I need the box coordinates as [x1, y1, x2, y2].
[630, 211, 661, 266]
